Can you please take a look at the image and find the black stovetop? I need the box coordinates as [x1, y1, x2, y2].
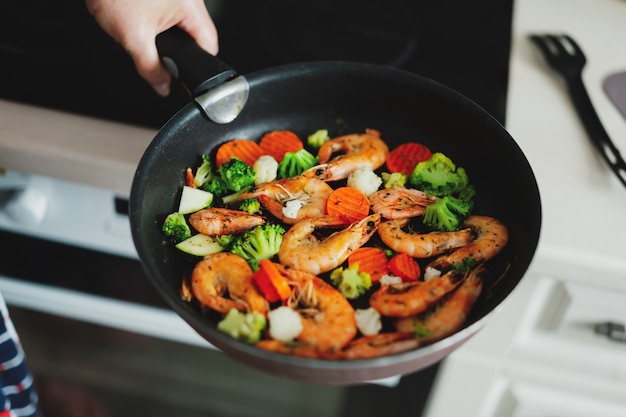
[0, 0, 513, 128]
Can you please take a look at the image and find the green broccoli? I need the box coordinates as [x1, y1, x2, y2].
[162, 212, 191, 242]
[277, 148, 318, 178]
[422, 195, 473, 232]
[202, 176, 229, 197]
[381, 172, 408, 189]
[409, 152, 471, 197]
[217, 308, 267, 343]
[230, 223, 286, 270]
[306, 129, 330, 149]
[330, 264, 372, 300]
[239, 198, 261, 214]
[218, 158, 256, 192]
[193, 154, 213, 188]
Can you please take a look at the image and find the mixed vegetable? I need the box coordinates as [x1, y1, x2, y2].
[161, 128, 509, 360]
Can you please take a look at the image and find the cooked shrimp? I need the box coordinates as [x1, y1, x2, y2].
[369, 187, 436, 219]
[395, 265, 485, 343]
[239, 176, 333, 224]
[426, 215, 508, 278]
[334, 332, 420, 360]
[303, 129, 389, 182]
[369, 269, 467, 318]
[188, 208, 264, 236]
[377, 218, 474, 258]
[278, 213, 381, 275]
[277, 264, 357, 351]
[190, 252, 268, 315]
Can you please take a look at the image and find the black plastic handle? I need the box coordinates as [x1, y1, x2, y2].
[563, 74, 626, 188]
[156, 26, 236, 96]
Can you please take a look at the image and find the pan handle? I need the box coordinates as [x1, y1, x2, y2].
[156, 26, 236, 96]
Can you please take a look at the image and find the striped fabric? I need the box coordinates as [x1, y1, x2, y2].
[0, 293, 40, 417]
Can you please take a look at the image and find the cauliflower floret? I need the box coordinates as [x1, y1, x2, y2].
[347, 167, 383, 197]
[253, 155, 278, 185]
[379, 274, 403, 286]
[267, 306, 303, 342]
[282, 199, 303, 219]
[355, 307, 382, 336]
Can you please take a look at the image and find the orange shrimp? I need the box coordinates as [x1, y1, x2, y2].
[278, 214, 381, 275]
[377, 218, 474, 258]
[369, 269, 467, 318]
[190, 252, 268, 314]
[425, 215, 508, 278]
[277, 264, 357, 351]
[369, 186, 436, 219]
[239, 176, 332, 224]
[395, 265, 485, 343]
[303, 129, 389, 182]
[188, 208, 264, 236]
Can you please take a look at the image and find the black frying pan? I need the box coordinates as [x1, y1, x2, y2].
[129, 28, 541, 384]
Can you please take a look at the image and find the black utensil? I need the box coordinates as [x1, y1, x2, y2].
[529, 34, 626, 189]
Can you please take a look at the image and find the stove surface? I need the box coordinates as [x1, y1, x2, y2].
[0, 0, 513, 128]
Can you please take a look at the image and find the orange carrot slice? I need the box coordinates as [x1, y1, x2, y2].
[215, 139, 264, 167]
[326, 187, 371, 223]
[253, 259, 292, 303]
[389, 253, 421, 282]
[386, 142, 433, 176]
[259, 130, 304, 162]
[348, 247, 390, 282]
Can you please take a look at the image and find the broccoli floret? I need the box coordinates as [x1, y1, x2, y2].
[277, 148, 318, 178]
[307, 129, 330, 149]
[202, 177, 229, 197]
[162, 212, 191, 242]
[381, 172, 408, 189]
[193, 154, 213, 188]
[239, 198, 261, 214]
[230, 223, 286, 270]
[216, 234, 236, 249]
[218, 158, 256, 192]
[409, 152, 470, 197]
[217, 308, 267, 344]
[422, 195, 473, 232]
[330, 264, 372, 300]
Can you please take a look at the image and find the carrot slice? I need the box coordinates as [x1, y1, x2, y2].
[253, 259, 292, 303]
[326, 187, 371, 223]
[215, 139, 265, 167]
[386, 142, 433, 176]
[258, 130, 304, 162]
[389, 253, 421, 282]
[348, 247, 390, 282]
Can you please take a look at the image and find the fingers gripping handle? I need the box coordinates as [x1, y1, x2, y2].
[156, 26, 235, 96]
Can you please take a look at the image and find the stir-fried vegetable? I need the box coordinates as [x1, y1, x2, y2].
[161, 128, 509, 361]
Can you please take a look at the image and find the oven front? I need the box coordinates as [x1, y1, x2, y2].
[0, 1, 513, 415]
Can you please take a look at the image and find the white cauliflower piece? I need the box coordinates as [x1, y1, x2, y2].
[355, 307, 382, 336]
[379, 274, 403, 285]
[253, 155, 278, 185]
[267, 306, 303, 342]
[282, 199, 303, 219]
[347, 167, 382, 197]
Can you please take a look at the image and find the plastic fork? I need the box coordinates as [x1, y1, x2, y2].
[529, 33, 626, 189]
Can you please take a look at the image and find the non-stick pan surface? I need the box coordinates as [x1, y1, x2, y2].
[130, 60, 541, 384]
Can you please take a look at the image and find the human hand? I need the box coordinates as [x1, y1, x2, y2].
[85, 0, 219, 97]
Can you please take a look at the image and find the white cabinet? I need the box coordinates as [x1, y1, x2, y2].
[423, 272, 626, 417]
